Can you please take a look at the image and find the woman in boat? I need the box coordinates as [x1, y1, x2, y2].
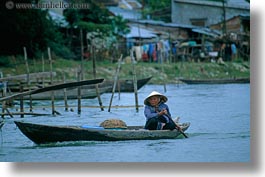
[144, 91, 176, 130]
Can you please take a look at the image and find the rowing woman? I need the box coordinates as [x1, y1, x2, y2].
[144, 91, 177, 130]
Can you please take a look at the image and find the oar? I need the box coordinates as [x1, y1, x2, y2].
[166, 114, 188, 138]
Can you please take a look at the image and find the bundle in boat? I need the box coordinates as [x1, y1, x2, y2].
[99, 119, 127, 129]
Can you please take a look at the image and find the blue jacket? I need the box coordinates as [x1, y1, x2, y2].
[144, 102, 171, 126]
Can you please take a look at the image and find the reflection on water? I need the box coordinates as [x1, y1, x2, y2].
[0, 84, 250, 162]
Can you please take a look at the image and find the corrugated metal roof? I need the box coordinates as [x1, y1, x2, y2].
[130, 19, 222, 37]
[173, 0, 249, 9]
[125, 26, 157, 38]
[192, 28, 221, 37]
[226, 0, 250, 8]
[130, 19, 196, 29]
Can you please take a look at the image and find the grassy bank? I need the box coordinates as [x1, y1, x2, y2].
[0, 57, 250, 84]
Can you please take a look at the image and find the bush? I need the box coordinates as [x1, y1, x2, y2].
[48, 42, 75, 59]
[0, 56, 11, 67]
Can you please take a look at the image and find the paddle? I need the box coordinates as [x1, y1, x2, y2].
[166, 114, 188, 138]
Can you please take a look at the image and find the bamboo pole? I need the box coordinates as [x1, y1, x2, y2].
[130, 50, 139, 112]
[23, 47, 30, 83]
[118, 80, 121, 100]
[1, 83, 13, 118]
[11, 56, 18, 72]
[2, 107, 13, 118]
[1, 82, 6, 118]
[19, 82, 24, 118]
[41, 54, 45, 87]
[169, 30, 172, 64]
[160, 49, 167, 92]
[63, 72, 69, 111]
[77, 69, 81, 114]
[23, 47, 33, 112]
[80, 29, 84, 80]
[91, 39, 104, 111]
[48, 47, 55, 115]
[108, 55, 123, 112]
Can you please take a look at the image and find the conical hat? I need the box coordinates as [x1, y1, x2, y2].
[144, 91, 168, 105]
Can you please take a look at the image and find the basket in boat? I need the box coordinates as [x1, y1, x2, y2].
[99, 119, 127, 129]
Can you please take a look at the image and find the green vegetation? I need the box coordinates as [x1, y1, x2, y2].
[0, 4, 66, 58]
[0, 0, 250, 85]
[0, 57, 249, 84]
[142, 0, 171, 22]
[0, 0, 129, 59]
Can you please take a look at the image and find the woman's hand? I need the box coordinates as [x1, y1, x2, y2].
[158, 109, 167, 116]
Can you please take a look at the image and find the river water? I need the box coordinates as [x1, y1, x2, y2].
[0, 83, 250, 162]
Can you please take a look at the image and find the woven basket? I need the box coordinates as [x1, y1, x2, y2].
[100, 119, 127, 129]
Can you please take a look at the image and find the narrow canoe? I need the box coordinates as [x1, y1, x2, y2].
[22, 86, 111, 100]
[14, 121, 190, 144]
[84, 76, 152, 92]
[179, 78, 250, 84]
[0, 78, 104, 102]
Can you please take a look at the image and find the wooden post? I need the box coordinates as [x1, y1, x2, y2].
[19, 82, 24, 118]
[48, 47, 55, 115]
[63, 72, 68, 111]
[23, 47, 30, 83]
[1, 82, 6, 118]
[222, 0, 227, 35]
[95, 84, 104, 111]
[23, 47, 33, 112]
[1, 83, 13, 118]
[118, 80, 121, 100]
[80, 29, 84, 80]
[108, 55, 123, 112]
[130, 50, 139, 112]
[160, 48, 167, 92]
[11, 56, 18, 72]
[91, 39, 104, 111]
[168, 30, 172, 64]
[77, 69, 81, 114]
[41, 54, 45, 87]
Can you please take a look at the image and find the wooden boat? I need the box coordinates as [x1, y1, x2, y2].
[84, 76, 152, 92]
[5, 77, 151, 100]
[179, 77, 250, 84]
[0, 78, 104, 102]
[21, 86, 111, 100]
[14, 121, 190, 144]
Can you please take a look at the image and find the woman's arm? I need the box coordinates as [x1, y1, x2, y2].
[166, 104, 171, 117]
[144, 106, 159, 120]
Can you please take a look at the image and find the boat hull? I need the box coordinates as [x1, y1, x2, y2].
[85, 76, 152, 92]
[179, 78, 250, 84]
[22, 86, 110, 100]
[14, 121, 190, 144]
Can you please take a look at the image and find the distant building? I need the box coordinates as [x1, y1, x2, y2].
[171, 0, 250, 30]
[210, 14, 250, 34]
[210, 14, 250, 61]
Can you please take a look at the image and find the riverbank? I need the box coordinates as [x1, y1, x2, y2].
[0, 58, 250, 84]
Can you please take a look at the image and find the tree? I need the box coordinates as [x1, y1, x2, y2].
[142, 0, 171, 22]
[64, 0, 130, 58]
[64, 0, 129, 36]
[0, 0, 70, 58]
